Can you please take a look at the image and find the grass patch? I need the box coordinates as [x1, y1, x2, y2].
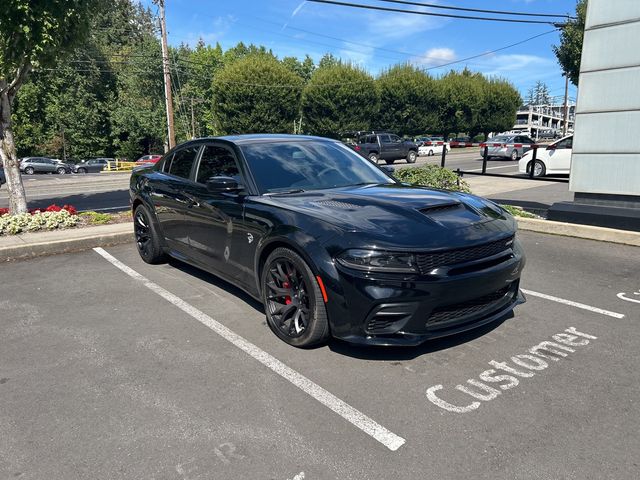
[79, 211, 114, 225]
[500, 204, 538, 218]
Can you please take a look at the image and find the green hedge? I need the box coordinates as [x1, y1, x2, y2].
[394, 165, 471, 193]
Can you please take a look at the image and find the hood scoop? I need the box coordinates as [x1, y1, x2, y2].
[419, 202, 462, 216]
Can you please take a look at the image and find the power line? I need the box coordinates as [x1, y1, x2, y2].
[376, 0, 574, 19]
[307, 0, 565, 25]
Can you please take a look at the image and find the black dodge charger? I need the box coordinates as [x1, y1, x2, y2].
[130, 134, 526, 347]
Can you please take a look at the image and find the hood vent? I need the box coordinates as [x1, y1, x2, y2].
[313, 200, 361, 210]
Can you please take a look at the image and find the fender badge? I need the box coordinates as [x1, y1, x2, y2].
[247, 233, 254, 244]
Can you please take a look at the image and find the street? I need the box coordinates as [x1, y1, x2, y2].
[1, 231, 638, 479]
[0, 151, 571, 214]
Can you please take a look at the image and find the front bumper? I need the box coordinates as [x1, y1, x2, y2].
[327, 241, 526, 346]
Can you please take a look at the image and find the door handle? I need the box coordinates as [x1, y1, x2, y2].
[183, 193, 200, 208]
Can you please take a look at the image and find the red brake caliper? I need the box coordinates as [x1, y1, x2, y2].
[283, 281, 292, 305]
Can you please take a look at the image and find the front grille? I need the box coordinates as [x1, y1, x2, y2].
[365, 303, 417, 334]
[415, 236, 513, 273]
[427, 286, 513, 325]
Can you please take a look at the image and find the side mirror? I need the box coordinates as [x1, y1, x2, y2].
[206, 176, 241, 193]
[381, 165, 395, 174]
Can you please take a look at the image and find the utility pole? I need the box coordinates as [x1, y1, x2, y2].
[562, 74, 570, 136]
[155, 0, 176, 150]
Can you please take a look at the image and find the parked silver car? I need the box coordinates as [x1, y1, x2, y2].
[20, 157, 72, 175]
[482, 135, 535, 160]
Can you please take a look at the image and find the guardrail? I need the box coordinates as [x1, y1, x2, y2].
[420, 141, 569, 183]
[102, 160, 138, 172]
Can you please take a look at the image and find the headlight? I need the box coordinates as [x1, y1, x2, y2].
[336, 249, 418, 273]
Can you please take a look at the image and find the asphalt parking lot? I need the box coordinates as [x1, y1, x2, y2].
[1, 232, 638, 479]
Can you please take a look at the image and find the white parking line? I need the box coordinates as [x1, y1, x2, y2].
[93, 247, 406, 452]
[522, 289, 625, 319]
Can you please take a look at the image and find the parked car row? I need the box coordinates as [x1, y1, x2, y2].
[12, 154, 162, 175]
[348, 132, 419, 165]
[481, 135, 536, 161]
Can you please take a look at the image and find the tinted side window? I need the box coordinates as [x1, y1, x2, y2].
[390, 135, 401, 142]
[168, 146, 199, 178]
[380, 135, 392, 144]
[196, 145, 241, 184]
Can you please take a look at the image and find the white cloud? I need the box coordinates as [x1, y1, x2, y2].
[365, 10, 444, 40]
[474, 54, 555, 77]
[413, 47, 456, 66]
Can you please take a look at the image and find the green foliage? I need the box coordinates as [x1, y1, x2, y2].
[553, 0, 587, 86]
[394, 165, 471, 193]
[282, 55, 315, 82]
[500, 204, 538, 218]
[438, 69, 484, 137]
[376, 64, 440, 136]
[477, 78, 522, 137]
[302, 63, 379, 138]
[79, 211, 113, 224]
[212, 54, 303, 134]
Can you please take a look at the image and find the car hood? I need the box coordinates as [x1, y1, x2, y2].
[259, 183, 515, 249]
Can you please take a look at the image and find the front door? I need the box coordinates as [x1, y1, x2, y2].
[549, 136, 573, 172]
[182, 143, 252, 285]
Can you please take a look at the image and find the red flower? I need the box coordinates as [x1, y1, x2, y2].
[0, 208, 9, 216]
[46, 204, 62, 212]
[62, 204, 77, 215]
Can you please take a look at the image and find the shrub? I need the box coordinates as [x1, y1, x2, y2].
[500, 204, 538, 218]
[394, 165, 471, 193]
[80, 211, 113, 225]
[0, 209, 79, 235]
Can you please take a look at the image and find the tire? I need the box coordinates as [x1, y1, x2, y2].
[510, 149, 518, 161]
[532, 160, 546, 177]
[368, 152, 380, 164]
[25, 167, 35, 175]
[261, 247, 330, 348]
[133, 204, 167, 264]
[406, 150, 417, 164]
[77, 167, 87, 174]
[56, 167, 66, 175]
[428, 149, 434, 157]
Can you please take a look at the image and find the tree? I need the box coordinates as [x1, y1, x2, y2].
[281, 55, 315, 83]
[437, 69, 483, 138]
[376, 64, 439, 136]
[0, 0, 100, 213]
[212, 54, 303, 134]
[302, 63, 379, 138]
[477, 78, 521, 138]
[553, 0, 587, 86]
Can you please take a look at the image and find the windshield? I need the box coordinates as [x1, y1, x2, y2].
[241, 140, 395, 194]
[491, 136, 513, 143]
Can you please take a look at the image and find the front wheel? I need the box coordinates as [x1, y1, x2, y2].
[510, 149, 518, 161]
[532, 160, 546, 177]
[77, 167, 87, 174]
[57, 167, 66, 175]
[406, 150, 417, 164]
[25, 167, 35, 175]
[368, 153, 380, 164]
[428, 149, 434, 157]
[262, 248, 329, 348]
[133, 204, 167, 264]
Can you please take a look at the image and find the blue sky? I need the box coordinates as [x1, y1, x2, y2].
[144, 0, 579, 103]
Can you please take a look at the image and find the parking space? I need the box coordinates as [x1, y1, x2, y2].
[1, 232, 638, 479]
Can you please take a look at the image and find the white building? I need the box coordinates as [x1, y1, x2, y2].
[548, 0, 640, 230]
[512, 104, 575, 138]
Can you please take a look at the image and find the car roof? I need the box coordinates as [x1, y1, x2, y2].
[186, 134, 340, 146]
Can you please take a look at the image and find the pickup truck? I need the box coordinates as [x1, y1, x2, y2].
[351, 132, 418, 165]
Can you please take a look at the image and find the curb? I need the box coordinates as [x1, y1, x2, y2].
[516, 217, 640, 247]
[0, 223, 134, 262]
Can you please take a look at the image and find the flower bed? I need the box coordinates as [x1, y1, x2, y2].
[0, 205, 79, 235]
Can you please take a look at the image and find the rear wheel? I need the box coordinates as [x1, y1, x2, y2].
[57, 167, 66, 175]
[262, 248, 329, 348]
[406, 150, 417, 164]
[77, 167, 87, 174]
[368, 152, 380, 164]
[428, 149, 434, 156]
[133, 204, 167, 264]
[510, 149, 518, 161]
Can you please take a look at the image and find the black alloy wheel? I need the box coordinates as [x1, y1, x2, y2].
[262, 248, 329, 347]
[133, 205, 166, 264]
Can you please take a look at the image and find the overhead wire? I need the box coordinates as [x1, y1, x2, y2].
[306, 0, 566, 25]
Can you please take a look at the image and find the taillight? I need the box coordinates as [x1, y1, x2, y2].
[354, 145, 361, 151]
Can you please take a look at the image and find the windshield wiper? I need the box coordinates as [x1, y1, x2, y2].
[264, 188, 306, 196]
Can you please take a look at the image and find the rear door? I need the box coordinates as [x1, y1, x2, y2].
[149, 144, 202, 256]
[181, 143, 252, 285]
